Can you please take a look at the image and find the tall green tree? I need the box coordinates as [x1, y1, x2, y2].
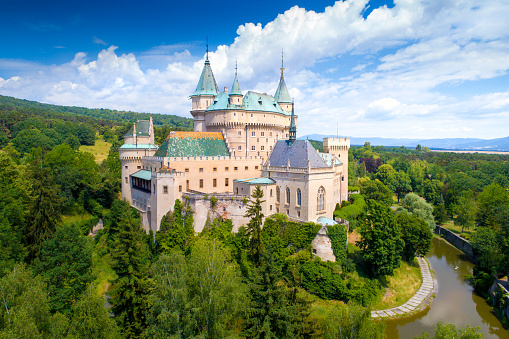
[35, 223, 94, 315]
[359, 177, 394, 207]
[108, 201, 150, 338]
[400, 193, 436, 230]
[476, 183, 509, 229]
[396, 213, 432, 261]
[357, 201, 404, 276]
[454, 190, 478, 233]
[388, 170, 412, 202]
[375, 164, 396, 185]
[24, 148, 62, 262]
[245, 185, 265, 264]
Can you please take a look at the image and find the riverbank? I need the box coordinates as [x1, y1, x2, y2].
[372, 257, 436, 319]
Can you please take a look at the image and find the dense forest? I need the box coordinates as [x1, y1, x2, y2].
[0, 98, 505, 338]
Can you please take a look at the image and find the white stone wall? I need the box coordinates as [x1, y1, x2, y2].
[311, 226, 336, 262]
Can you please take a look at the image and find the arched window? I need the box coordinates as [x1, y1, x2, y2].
[317, 186, 325, 211]
[286, 187, 290, 205]
[297, 188, 301, 206]
[270, 189, 273, 197]
[276, 186, 280, 203]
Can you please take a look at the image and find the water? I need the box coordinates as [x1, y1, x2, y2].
[385, 237, 509, 338]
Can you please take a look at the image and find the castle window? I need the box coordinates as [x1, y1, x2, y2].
[342, 176, 345, 181]
[225, 167, 229, 171]
[255, 166, 259, 170]
[251, 131, 256, 137]
[245, 166, 248, 170]
[225, 178, 229, 186]
[286, 187, 290, 205]
[317, 186, 325, 211]
[186, 180, 189, 191]
[251, 145, 256, 151]
[236, 187, 239, 194]
[163, 186, 168, 194]
[137, 166, 141, 169]
[125, 177, 128, 184]
[297, 189, 301, 206]
[270, 205, 273, 211]
[213, 178, 217, 187]
[199, 168, 203, 172]
[251, 114, 253, 117]
[185, 168, 189, 172]
[276, 187, 280, 203]
[286, 209, 289, 215]
[200, 179, 203, 188]
[297, 211, 301, 218]
[261, 146, 265, 151]
[179, 185, 182, 192]
[261, 132, 265, 137]
[270, 132, 272, 137]
[238, 146, 241, 150]
[213, 167, 217, 171]
[234, 167, 238, 171]
[238, 131, 241, 137]
[125, 165, 128, 169]
[270, 189, 273, 197]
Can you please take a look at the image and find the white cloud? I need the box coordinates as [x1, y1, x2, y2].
[1, 0, 509, 139]
[92, 36, 108, 46]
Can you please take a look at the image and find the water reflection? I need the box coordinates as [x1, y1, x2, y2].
[385, 237, 509, 338]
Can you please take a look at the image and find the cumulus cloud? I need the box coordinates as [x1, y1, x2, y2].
[1, 0, 509, 139]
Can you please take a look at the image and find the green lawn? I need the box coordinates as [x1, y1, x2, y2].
[441, 220, 476, 239]
[79, 139, 112, 164]
[372, 259, 422, 310]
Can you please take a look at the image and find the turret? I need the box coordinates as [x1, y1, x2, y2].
[289, 101, 296, 144]
[229, 62, 243, 105]
[274, 51, 293, 112]
[191, 37, 219, 131]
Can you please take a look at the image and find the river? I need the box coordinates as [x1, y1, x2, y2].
[385, 237, 509, 338]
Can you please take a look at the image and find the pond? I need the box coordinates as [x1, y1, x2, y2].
[385, 237, 509, 338]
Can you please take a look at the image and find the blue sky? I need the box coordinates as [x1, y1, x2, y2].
[1, 0, 508, 139]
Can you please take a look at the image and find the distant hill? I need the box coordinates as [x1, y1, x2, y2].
[299, 134, 509, 151]
[0, 95, 193, 129]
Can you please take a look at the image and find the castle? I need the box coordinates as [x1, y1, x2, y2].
[119, 50, 350, 235]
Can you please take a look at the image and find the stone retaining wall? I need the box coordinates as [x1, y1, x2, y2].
[434, 226, 475, 259]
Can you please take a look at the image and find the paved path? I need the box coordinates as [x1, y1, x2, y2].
[371, 257, 435, 318]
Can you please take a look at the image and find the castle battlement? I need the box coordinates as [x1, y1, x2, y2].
[144, 155, 265, 163]
[263, 165, 334, 173]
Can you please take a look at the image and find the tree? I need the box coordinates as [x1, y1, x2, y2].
[396, 213, 432, 261]
[24, 148, 62, 262]
[476, 183, 509, 229]
[401, 193, 435, 230]
[314, 302, 386, 339]
[357, 201, 404, 276]
[76, 123, 95, 146]
[147, 239, 248, 338]
[244, 244, 299, 338]
[408, 162, 425, 193]
[35, 223, 94, 315]
[245, 185, 265, 264]
[375, 164, 396, 185]
[413, 321, 483, 338]
[454, 190, 477, 233]
[359, 177, 394, 207]
[156, 199, 194, 253]
[68, 285, 120, 338]
[108, 201, 150, 338]
[388, 170, 412, 202]
[422, 179, 444, 206]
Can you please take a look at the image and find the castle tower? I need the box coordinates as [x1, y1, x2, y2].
[229, 62, 243, 105]
[191, 38, 219, 132]
[274, 51, 293, 112]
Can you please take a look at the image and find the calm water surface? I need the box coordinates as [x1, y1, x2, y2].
[385, 237, 509, 338]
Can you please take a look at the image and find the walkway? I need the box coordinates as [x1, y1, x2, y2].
[371, 257, 435, 318]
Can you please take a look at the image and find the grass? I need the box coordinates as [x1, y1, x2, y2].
[79, 139, 112, 164]
[61, 210, 96, 225]
[441, 220, 475, 239]
[372, 259, 422, 310]
[92, 233, 117, 296]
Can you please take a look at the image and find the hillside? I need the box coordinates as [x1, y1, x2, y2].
[0, 95, 193, 129]
[300, 134, 509, 151]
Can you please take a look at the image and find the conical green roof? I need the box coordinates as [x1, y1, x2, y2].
[192, 58, 219, 97]
[274, 72, 292, 103]
[230, 72, 242, 96]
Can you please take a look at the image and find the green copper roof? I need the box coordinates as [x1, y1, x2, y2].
[233, 177, 276, 185]
[131, 169, 152, 181]
[192, 59, 219, 97]
[274, 72, 292, 104]
[125, 120, 150, 137]
[230, 72, 242, 96]
[317, 216, 337, 226]
[119, 143, 158, 149]
[319, 153, 343, 166]
[153, 131, 230, 157]
[206, 91, 289, 115]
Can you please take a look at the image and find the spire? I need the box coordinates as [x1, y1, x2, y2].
[192, 37, 219, 97]
[289, 100, 296, 144]
[275, 50, 292, 103]
[230, 60, 242, 96]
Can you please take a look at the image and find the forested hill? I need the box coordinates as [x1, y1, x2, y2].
[0, 94, 193, 129]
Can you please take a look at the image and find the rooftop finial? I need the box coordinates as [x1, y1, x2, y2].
[235, 59, 238, 75]
[281, 49, 285, 76]
[206, 36, 209, 61]
[289, 98, 296, 144]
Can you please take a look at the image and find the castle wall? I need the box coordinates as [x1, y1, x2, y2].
[311, 225, 336, 262]
[323, 137, 350, 201]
